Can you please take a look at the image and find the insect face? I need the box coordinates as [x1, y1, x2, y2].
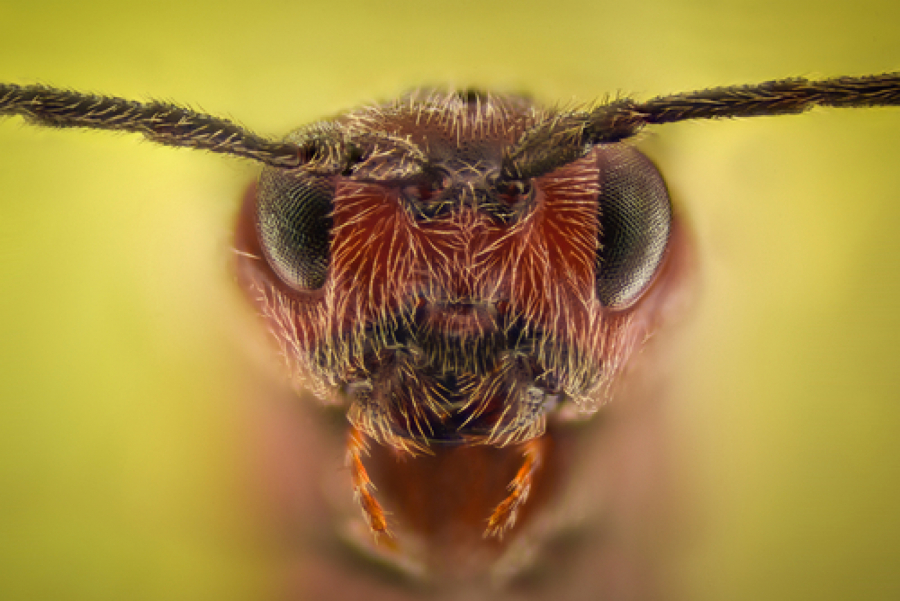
[236, 91, 674, 456]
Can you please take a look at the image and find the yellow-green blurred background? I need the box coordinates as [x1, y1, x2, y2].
[1, 1, 899, 599]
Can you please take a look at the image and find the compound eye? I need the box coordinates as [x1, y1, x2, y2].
[256, 168, 334, 291]
[595, 145, 672, 308]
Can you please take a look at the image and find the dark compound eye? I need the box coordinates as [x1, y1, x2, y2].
[594, 145, 672, 308]
[256, 168, 334, 291]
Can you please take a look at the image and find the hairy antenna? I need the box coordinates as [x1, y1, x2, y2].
[505, 72, 900, 179]
[0, 83, 306, 168]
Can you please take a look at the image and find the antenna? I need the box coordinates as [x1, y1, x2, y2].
[0, 83, 306, 168]
[504, 72, 900, 179]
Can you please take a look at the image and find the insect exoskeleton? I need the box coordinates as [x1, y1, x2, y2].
[232, 90, 683, 565]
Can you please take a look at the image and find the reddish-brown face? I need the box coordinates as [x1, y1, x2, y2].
[234, 91, 676, 452]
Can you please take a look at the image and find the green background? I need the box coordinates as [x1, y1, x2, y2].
[1, 0, 899, 599]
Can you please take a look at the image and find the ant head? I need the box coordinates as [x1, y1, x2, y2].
[241, 89, 675, 448]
